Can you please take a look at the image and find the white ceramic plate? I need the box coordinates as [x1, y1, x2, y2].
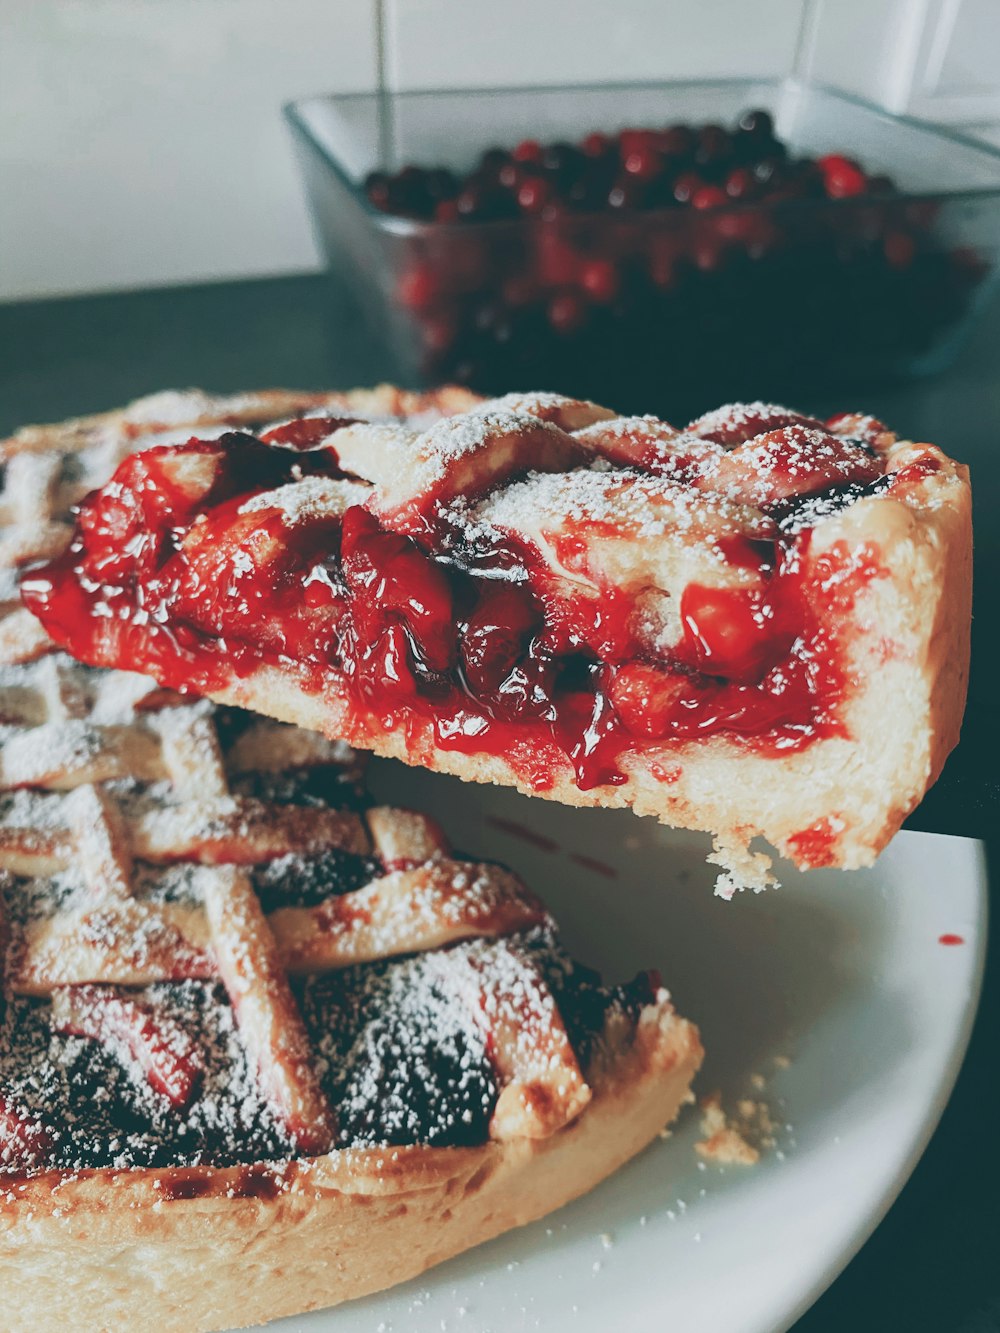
[278, 762, 987, 1333]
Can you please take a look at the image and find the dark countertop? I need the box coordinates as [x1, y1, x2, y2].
[1, 274, 996, 1331]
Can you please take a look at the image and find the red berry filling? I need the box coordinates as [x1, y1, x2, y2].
[51, 985, 204, 1108]
[22, 408, 905, 795]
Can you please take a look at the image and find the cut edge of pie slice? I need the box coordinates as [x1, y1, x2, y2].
[0, 650, 702, 1330]
[11, 390, 972, 894]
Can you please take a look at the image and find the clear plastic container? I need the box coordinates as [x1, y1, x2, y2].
[285, 79, 1000, 413]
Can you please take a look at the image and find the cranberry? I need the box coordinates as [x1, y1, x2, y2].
[691, 235, 730, 273]
[790, 157, 825, 197]
[393, 165, 432, 217]
[623, 143, 663, 181]
[396, 264, 439, 308]
[542, 141, 584, 181]
[365, 171, 393, 211]
[513, 138, 543, 164]
[472, 301, 516, 346]
[818, 154, 868, 198]
[724, 167, 756, 200]
[695, 124, 734, 169]
[608, 176, 645, 210]
[420, 313, 457, 354]
[425, 167, 458, 202]
[435, 198, 459, 222]
[568, 160, 615, 210]
[516, 175, 552, 214]
[479, 146, 510, 176]
[502, 273, 540, 306]
[672, 172, 704, 204]
[581, 131, 612, 157]
[752, 156, 786, 188]
[884, 230, 916, 269]
[737, 108, 774, 141]
[579, 258, 619, 303]
[547, 290, 587, 334]
[455, 184, 490, 219]
[659, 124, 696, 159]
[536, 229, 579, 285]
[691, 185, 728, 210]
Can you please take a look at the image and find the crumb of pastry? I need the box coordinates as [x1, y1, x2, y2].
[695, 1093, 760, 1166]
[695, 1089, 780, 1166]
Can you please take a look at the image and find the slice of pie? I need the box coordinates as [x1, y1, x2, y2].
[0, 652, 702, 1330]
[17, 391, 971, 894]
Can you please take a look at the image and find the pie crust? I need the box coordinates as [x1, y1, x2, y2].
[0, 388, 702, 1330]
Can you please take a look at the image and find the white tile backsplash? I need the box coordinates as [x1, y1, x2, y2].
[3, 0, 999, 302]
[800, 0, 1000, 122]
[0, 0, 377, 301]
[384, 0, 806, 90]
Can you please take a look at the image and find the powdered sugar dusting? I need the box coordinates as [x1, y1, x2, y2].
[238, 476, 371, 525]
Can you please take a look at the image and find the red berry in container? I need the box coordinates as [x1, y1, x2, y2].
[691, 185, 728, 210]
[536, 229, 579, 286]
[365, 171, 393, 210]
[517, 175, 552, 213]
[692, 235, 730, 273]
[818, 154, 868, 198]
[737, 108, 774, 141]
[695, 124, 734, 169]
[547, 290, 587, 334]
[420, 313, 456, 354]
[435, 199, 459, 222]
[582, 131, 612, 157]
[724, 167, 756, 200]
[884, 230, 916, 269]
[673, 172, 704, 204]
[397, 264, 439, 308]
[608, 176, 645, 210]
[580, 258, 620, 303]
[479, 147, 510, 175]
[542, 142, 585, 182]
[513, 138, 543, 164]
[455, 184, 488, 219]
[502, 273, 539, 307]
[649, 234, 684, 288]
[659, 124, 696, 159]
[623, 143, 663, 181]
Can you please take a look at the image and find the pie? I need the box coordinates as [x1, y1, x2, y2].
[0, 386, 702, 1329]
[15, 391, 971, 894]
[0, 654, 701, 1329]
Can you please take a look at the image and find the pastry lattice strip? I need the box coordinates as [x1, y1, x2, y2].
[0, 385, 603, 1158]
[0, 660, 578, 1152]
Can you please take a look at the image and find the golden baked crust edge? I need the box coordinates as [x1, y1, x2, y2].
[0, 1001, 702, 1333]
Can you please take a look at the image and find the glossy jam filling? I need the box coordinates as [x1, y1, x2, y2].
[0, 926, 652, 1174]
[21, 426, 916, 793]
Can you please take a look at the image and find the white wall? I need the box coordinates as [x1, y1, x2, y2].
[3, 0, 1000, 303]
